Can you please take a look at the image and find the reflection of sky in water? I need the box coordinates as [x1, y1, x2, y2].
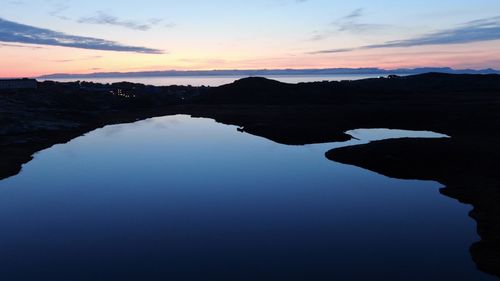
[0, 115, 494, 281]
[347, 128, 450, 142]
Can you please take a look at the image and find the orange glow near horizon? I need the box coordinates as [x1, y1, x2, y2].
[2, 40, 500, 78]
[2, 1, 500, 78]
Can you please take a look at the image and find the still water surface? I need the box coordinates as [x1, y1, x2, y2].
[44, 74, 383, 86]
[0, 115, 495, 281]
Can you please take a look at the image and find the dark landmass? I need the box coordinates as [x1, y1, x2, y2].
[38, 66, 500, 79]
[2, 73, 500, 276]
[326, 138, 500, 276]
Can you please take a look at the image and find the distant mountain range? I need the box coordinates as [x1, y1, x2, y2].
[39, 67, 500, 79]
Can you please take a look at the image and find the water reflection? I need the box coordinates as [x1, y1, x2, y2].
[0, 115, 495, 281]
[346, 128, 450, 142]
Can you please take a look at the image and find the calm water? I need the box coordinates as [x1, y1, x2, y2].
[0, 115, 495, 281]
[43, 74, 383, 86]
[346, 128, 450, 141]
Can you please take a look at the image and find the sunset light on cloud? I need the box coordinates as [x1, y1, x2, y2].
[1, 0, 500, 77]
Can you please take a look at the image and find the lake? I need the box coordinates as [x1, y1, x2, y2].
[42, 74, 384, 86]
[0, 115, 495, 281]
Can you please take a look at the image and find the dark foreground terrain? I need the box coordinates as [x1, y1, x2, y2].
[1, 73, 500, 276]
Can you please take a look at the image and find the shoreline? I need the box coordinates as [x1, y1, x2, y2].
[2, 73, 500, 276]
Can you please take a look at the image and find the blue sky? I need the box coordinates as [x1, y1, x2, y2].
[1, 0, 500, 76]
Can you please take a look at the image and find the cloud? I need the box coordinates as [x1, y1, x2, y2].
[0, 17, 163, 54]
[78, 11, 164, 31]
[52, 55, 103, 63]
[47, 6, 174, 31]
[343, 8, 363, 20]
[311, 16, 500, 54]
[164, 22, 176, 28]
[335, 8, 389, 33]
[0, 42, 44, 49]
[367, 16, 500, 48]
[311, 47, 356, 53]
[48, 3, 70, 20]
[309, 8, 388, 41]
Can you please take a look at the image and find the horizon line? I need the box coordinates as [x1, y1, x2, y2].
[2, 66, 500, 79]
[37, 66, 500, 78]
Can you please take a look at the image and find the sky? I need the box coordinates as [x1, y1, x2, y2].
[1, 0, 500, 77]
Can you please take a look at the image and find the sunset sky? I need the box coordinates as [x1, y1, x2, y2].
[1, 0, 500, 77]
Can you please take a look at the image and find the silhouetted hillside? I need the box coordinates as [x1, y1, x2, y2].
[194, 73, 500, 105]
